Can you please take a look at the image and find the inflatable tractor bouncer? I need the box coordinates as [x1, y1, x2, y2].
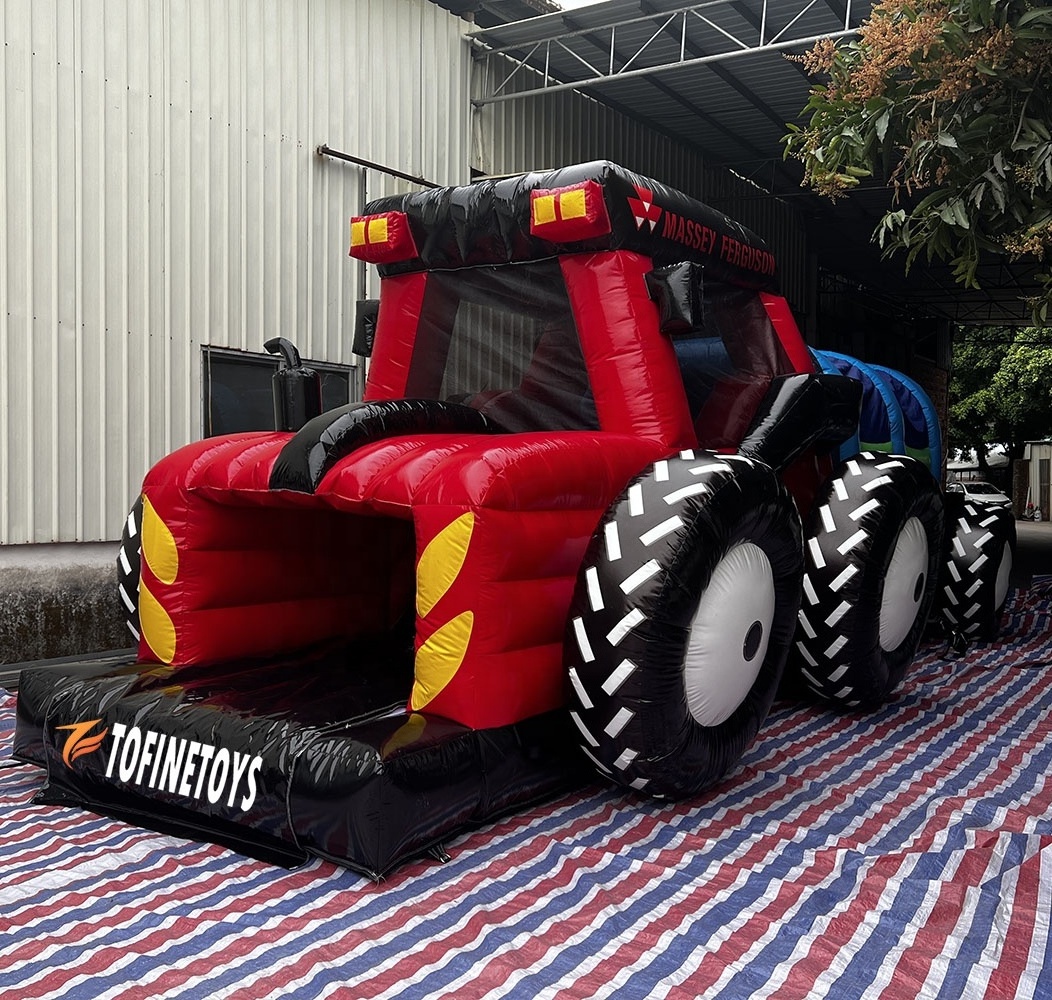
[14, 162, 1017, 877]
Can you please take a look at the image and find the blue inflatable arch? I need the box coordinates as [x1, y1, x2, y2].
[813, 349, 905, 459]
[812, 350, 942, 477]
[871, 365, 943, 477]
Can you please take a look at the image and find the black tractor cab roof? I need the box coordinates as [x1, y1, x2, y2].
[358, 161, 778, 292]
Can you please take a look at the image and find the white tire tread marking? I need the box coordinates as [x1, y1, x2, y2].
[569, 668, 593, 711]
[602, 659, 637, 696]
[573, 617, 595, 663]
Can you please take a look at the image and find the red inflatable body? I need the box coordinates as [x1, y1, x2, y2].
[135, 245, 811, 732]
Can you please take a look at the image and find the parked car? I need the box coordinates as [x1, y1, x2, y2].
[947, 480, 1012, 509]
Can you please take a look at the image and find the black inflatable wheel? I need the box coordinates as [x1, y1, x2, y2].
[938, 497, 1016, 642]
[117, 495, 143, 642]
[564, 451, 803, 799]
[790, 453, 944, 708]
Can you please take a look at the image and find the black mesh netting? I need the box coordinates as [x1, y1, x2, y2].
[673, 283, 795, 450]
[403, 260, 599, 433]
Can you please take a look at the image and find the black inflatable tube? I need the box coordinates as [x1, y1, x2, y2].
[739, 373, 862, 473]
[268, 398, 502, 494]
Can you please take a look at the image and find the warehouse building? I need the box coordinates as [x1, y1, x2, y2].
[0, 0, 1040, 660]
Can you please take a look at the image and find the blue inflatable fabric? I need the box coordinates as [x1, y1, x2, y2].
[813, 350, 905, 458]
[871, 365, 942, 477]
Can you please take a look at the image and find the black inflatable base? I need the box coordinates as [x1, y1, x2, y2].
[13, 640, 586, 879]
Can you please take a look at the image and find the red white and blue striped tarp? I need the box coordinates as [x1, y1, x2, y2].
[3, 585, 1052, 1000]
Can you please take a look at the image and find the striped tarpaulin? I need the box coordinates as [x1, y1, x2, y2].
[3, 585, 1051, 999]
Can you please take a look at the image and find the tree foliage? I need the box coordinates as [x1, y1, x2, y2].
[784, 1, 1052, 318]
[949, 326, 1052, 463]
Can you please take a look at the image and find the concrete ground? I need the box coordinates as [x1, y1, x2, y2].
[0, 542, 129, 671]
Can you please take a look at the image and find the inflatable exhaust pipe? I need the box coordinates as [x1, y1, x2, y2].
[265, 337, 323, 432]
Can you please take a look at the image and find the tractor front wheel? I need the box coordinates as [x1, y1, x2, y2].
[117, 496, 143, 643]
[564, 452, 803, 799]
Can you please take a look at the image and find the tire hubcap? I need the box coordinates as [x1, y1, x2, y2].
[684, 541, 775, 727]
[879, 516, 929, 652]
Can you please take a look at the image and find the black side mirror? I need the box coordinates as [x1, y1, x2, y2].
[645, 262, 704, 336]
[353, 299, 380, 358]
[739, 373, 863, 472]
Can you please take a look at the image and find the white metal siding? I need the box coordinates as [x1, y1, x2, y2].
[0, 0, 469, 544]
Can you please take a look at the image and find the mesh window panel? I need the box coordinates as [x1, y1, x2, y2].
[404, 261, 599, 433]
[673, 284, 793, 451]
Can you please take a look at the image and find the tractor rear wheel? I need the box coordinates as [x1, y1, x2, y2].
[788, 454, 943, 708]
[938, 497, 1015, 643]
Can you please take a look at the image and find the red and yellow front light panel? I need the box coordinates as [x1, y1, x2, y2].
[349, 211, 419, 264]
[529, 180, 611, 243]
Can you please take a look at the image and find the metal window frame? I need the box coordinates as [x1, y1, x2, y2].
[201, 345, 355, 438]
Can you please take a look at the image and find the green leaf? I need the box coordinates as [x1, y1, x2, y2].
[875, 110, 891, 142]
[1017, 8, 1052, 27]
[990, 178, 1007, 211]
[1030, 118, 1051, 142]
[914, 189, 952, 212]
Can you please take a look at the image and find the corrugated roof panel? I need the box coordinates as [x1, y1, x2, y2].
[474, 0, 872, 169]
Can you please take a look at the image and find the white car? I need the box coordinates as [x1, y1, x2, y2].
[946, 480, 1012, 509]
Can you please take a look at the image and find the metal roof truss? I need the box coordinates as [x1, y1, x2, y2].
[473, 0, 864, 105]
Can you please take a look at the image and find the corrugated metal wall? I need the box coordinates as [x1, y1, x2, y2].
[4, 2, 814, 546]
[473, 59, 703, 197]
[472, 58, 811, 312]
[700, 169, 810, 315]
[0, 0, 469, 544]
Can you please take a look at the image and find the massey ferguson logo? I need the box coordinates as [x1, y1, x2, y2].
[628, 185, 662, 231]
[54, 719, 263, 813]
[626, 185, 777, 278]
[57, 719, 109, 768]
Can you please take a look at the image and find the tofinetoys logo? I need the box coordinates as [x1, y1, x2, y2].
[55, 719, 263, 812]
[57, 719, 109, 768]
